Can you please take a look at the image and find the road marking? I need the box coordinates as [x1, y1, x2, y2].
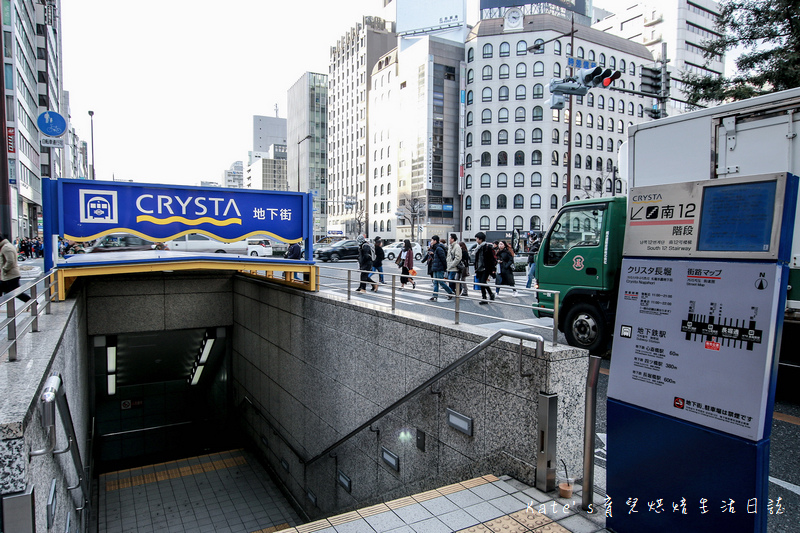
[769, 476, 800, 497]
[773, 411, 800, 426]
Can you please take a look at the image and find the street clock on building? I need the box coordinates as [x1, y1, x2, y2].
[504, 8, 524, 30]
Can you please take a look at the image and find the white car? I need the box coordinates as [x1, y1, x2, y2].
[164, 233, 247, 254]
[247, 238, 273, 257]
[382, 241, 423, 261]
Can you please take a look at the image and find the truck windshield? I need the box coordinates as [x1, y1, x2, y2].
[544, 205, 605, 266]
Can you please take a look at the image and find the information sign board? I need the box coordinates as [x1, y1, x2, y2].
[608, 258, 781, 441]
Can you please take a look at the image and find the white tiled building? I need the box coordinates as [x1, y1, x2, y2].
[463, 12, 653, 237]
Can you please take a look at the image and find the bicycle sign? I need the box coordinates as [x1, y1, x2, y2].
[37, 111, 67, 137]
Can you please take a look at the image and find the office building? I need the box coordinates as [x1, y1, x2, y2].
[246, 145, 287, 191]
[326, 16, 396, 238]
[288, 72, 328, 242]
[253, 115, 287, 154]
[592, 0, 725, 114]
[464, 10, 653, 238]
[223, 161, 244, 188]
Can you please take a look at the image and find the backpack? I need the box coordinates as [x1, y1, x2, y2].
[484, 245, 497, 271]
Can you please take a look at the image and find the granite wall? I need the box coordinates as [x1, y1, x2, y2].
[0, 293, 88, 533]
[231, 276, 589, 520]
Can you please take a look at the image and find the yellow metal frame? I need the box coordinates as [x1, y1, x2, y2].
[56, 260, 318, 300]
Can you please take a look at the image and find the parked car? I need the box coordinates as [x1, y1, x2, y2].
[86, 233, 155, 253]
[247, 238, 273, 257]
[314, 239, 360, 262]
[164, 233, 247, 254]
[382, 241, 423, 261]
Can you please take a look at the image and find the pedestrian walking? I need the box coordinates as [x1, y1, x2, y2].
[372, 237, 385, 287]
[356, 234, 376, 293]
[445, 233, 462, 295]
[428, 235, 455, 301]
[526, 236, 540, 289]
[286, 240, 303, 280]
[497, 240, 517, 296]
[457, 241, 470, 296]
[398, 239, 415, 289]
[473, 232, 497, 304]
[1, 235, 30, 302]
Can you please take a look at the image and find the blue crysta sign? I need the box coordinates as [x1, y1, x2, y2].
[59, 179, 307, 243]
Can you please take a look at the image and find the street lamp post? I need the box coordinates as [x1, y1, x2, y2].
[296, 133, 312, 192]
[88, 110, 95, 180]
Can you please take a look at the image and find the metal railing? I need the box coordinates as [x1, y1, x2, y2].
[241, 329, 545, 468]
[316, 266, 561, 345]
[30, 374, 90, 531]
[1, 269, 58, 362]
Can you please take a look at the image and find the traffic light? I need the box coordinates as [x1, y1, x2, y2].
[549, 78, 589, 96]
[640, 66, 661, 95]
[645, 105, 661, 119]
[577, 66, 603, 88]
[593, 68, 622, 88]
[550, 93, 566, 110]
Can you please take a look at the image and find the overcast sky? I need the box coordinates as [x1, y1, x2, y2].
[60, 0, 689, 188]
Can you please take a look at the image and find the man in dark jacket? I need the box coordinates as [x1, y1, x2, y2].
[473, 232, 496, 304]
[286, 240, 302, 280]
[356, 234, 376, 293]
[428, 235, 455, 301]
[371, 237, 385, 287]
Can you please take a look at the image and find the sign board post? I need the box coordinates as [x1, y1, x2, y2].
[606, 173, 797, 532]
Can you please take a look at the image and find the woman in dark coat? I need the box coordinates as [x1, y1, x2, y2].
[496, 240, 517, 297]
[399, 239, 416, 289]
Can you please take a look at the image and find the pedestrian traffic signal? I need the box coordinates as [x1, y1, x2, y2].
[640, 66, 661, 95]
[645, 106, 661, 119]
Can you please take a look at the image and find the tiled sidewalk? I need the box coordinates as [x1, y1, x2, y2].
[99, 449, 300, 533]
[280, 474, 608, 533]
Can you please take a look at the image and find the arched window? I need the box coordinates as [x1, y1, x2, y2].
[482, 87, 492, 102]
[514, 172, 525, 187]
[585, 155, 592, 170]
[531, 194, 541, 208]
[500, 42, 510, 57]
[515, 129, 525, 144]
[618, 119, 624, 133]
[482, 65, 493, 80]
[553, 63, 561, 77]
[577, 46, 585, 59]
[467, 90, 473, 105]
[499, 64, 510, 79]
[608, 97, 615, 113]
[466, 133, 473, 147]
[596, 136, 603, 150]
[516, 85, 527, 100]
[531, 215, 542, 230]
[516, 63, 527, 78]
[597, 95, 604, 109]
[481, 152, 491, 166]
[533, 62, 544, 76]
[467, 111, 473, 126]
[481, 173, 491, 187]
[497, 216, 507, 230]
[532, 128, 543, 143]
[387, 220, 392, 231]
[467, 69, 474, 84]
[513, 194, 524, 209]
[517, 40, 528, 55]
[498, 152, 508, 166]
[465, 216, 472, 230]
[619, 59, 626, 74]
[499, 85, 509, 100]
[596, 158, 603, 171]
[587, 93, 594, 107]
[587, 134, 593, 148]
[597, 116, 604, 130]
[637, 104, 644, 118]
[551, 173, 559, 186]
[497, 195, 507, 209]
[374, 221, 378, 231]
[532, 106, 543, 121]
[482, 109, 492, 123]
[608, 118, 615, 132]
[483, 43, 493, 58]
[575, 111, 582, 126]
[629, 62, 636, 76]
[532, 150, 542, 165]
[373, 204, 378, 214]
[606, 179, 613, 193]
[574, 154, 582, 168]
[532, 39, 544, 54]
[467, 48, 474, 62]
[588, 50, 596, 61]
[574, 176, 582, 189]
[480, 195, 490, 209]
[607, 138, 614, 152]
[480, 216, 490, 230]
[554, 40, 562, 55]
[380, 202, 385, 213]
[465, 174, 472, 189]
[531, 172, 542, 187]
[607, 158, 614, 172]
[498, 129, 508, 144]
[599, 53, 606, 67]
[374, 185, 378, 196]
[515, 151, 525, 165]
[497, 173, 508, 187]
[532, 84, 544, 99]
[618, 99, 625, 113]
[550, 195, 558, 209]
[481, 130, 492, 145]
[466, 154, 472, 168]
[552, 129, 560, 144]
[499, 107, 509, 122]
[514, 216, 523, 230]
[628, 102, 634, 115]
[609, 56, 616, 70]
[574, 132, 581, 147]
[516, 107, 527, 121]
[552, 150, 560, 165]
[595, 178, 603, 191]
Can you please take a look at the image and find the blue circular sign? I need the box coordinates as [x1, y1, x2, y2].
[37, 111, 67, 137]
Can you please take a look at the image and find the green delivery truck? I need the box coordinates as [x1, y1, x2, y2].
[534, 87, 800, 373]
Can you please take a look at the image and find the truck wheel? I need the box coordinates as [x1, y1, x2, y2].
[330, 253, 340, 262]
[564, 303, 607, 354]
